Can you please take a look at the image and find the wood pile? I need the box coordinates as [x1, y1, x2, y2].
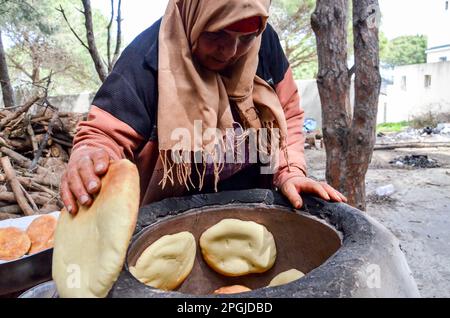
[0, 96, 86, 220]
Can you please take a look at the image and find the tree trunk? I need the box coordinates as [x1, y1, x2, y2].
[311, 0, 381, 210]
[311, 1, 352, 199]
[0, 30, 15, 108]
[348, 0, 381, 210]
[82, 0, 108, 82]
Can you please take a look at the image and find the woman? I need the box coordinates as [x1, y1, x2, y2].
[60, 0, 347, 215]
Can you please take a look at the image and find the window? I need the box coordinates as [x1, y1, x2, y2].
[424, 75, 432, 88]
[401, 76, 407, 91]
[439, 56, 448, 62]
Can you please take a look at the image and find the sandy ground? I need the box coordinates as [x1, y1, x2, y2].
[305, 146, 450, 298]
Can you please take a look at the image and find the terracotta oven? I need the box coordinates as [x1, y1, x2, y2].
[108, 189, 420, 298]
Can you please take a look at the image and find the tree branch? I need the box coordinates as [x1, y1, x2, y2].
[107, 0, 114, 71]
[111, 0, 122, 68]
[56, 5, 90, 50]
[81, 0, 108, 82]
[0, 96, 41, 129]
[29, 110, 59, 172]
[1, 156, 36, 216]
[8, 55, 33, 79]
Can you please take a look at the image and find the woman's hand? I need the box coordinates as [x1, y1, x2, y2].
[280, 176, 348, 209]
[60, 147, 112, 215]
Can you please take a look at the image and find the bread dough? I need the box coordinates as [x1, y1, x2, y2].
[268, 269, 305, 287]
[0, 227, 31, 261]
[52, 160, 140, 298]
[129, 232, 196, 291]
[213, 285, 252, 294]
[200, 218, 276, 276]
[26, 214, 57, 255]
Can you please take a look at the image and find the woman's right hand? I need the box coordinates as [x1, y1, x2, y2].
[60, 147, 112, 215]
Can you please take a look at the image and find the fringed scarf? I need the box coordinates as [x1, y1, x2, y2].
[158, 0, 290, 192]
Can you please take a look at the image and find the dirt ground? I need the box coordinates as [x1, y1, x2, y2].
[305, 146, 450, 298]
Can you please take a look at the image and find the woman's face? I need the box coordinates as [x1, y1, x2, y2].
[193, 29, 259, 72]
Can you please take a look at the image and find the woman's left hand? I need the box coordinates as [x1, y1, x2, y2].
[280, 176, 348, 209]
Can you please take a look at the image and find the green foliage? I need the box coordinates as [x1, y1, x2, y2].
[275, 0, 309, 14]
[292, 62, 317, 80]
[379, 31, 389, 63]
[0, 0, 111, 96]
[377, 121, 410, 133]
[386, 112, 450, 131]
[381, 35, 427, 67]
[270, 0, 318, 80]
[0, 1, 55, 35]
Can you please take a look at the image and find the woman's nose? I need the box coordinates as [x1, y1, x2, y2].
[219, 38, 239, 60]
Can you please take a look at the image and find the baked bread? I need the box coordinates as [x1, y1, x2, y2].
[52, 159, 140, 298]
[26, 214, 57, 255]
[268, 269, 305, 287]
[200, 218, 276, 276]
[213, 285, 251, 294]
[129, 231, 196, 291]
[0, 227, 31, 261]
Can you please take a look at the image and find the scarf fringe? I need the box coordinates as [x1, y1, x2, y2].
[159, 122, 291, 192]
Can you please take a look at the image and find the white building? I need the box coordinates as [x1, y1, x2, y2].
[382, 62, 450, 123]
[425, 0, 450, 63]
[379, 0, 450, 123]
[426, 44, 450, 63]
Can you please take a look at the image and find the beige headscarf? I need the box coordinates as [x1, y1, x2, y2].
[158, 0, 289, 190]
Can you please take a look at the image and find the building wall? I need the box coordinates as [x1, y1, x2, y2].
[427, 0, 450, 49]
[296, 80, 323, 129]
[47, 93, 94, 113]
[296, 80, 388, 129]
[384, 61, 450, 122]
[1, 92, 94, 113]
[427, 48, 450, 63]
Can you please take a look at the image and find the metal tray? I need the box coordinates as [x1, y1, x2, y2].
[0, 248, 53, 296]
[0, 212, 59, 297]
[19, 280, 57, 298]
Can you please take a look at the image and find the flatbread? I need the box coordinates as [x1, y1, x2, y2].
[26, 214, 57, 255]
[52, 159, 140, 298]
[0, 227, 31, 261]
[200, 219, 277, 277]
[268, 269, 305, 287]
[213, 285, 251, 294]
[129, 232, 196, 291]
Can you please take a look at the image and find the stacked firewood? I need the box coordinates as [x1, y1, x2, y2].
[0, 96, 86, 220]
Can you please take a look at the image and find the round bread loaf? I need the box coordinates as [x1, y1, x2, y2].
[213, 285, 252, 294]
[268, 269, 305, 287]
[200, 218, 276, 276]
[129, 231, 196, 291]
[52, 159, 140, 298]
[26, 214, 57, 255]
[0, 227, 31, 261]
